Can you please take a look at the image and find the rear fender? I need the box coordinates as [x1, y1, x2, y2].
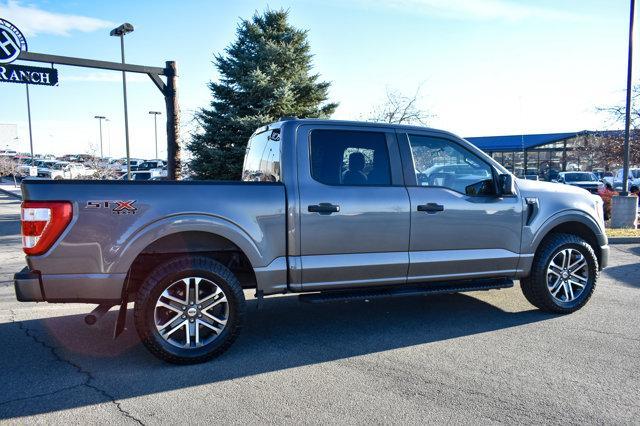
[112, 214, 264, 274]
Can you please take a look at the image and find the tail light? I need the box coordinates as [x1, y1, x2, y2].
[21, 201, 72, 256]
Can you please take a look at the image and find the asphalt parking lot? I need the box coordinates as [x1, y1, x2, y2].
[0, 191, 638, 424]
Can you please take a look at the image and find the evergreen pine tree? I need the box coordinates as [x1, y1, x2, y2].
[189, 9, 338, 180]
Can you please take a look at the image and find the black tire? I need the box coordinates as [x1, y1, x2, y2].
[520, 233, 598, 313]
[134, 256, 245, 364]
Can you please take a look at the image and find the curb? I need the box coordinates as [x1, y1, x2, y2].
[608, 236, 640, 245]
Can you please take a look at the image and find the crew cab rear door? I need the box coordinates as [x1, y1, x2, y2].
[294, 124, 410, 291]
[398, 130, 523, 282]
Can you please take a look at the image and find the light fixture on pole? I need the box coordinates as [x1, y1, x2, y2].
[149, 111, 162, 159]
[110, 22, 134, 180]
[94, 115, 106, 159]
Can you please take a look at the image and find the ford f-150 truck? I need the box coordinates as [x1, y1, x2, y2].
[14, 119, 609, 364]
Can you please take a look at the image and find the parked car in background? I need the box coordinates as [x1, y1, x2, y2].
[137, 160, 166, 171]
[38, 161, 68, 179]
[36, 160, 60, 178]
[593, 170, 614, 187]
[120, 171, 153, 181]
[128, 159, 146, 172]
[613, 168, 640, 191]
[558, 171, 603, 194]
[63, 163, 95, 179]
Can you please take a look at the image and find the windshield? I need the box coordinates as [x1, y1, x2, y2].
[564, 172, 596, 182]
[632, 170, 640, 178]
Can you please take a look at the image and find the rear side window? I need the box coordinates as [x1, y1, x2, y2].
[242, 129, 281, 182]
[310, 130, 391, 186]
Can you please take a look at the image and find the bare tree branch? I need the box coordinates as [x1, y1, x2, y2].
[366, 86, 433, 125]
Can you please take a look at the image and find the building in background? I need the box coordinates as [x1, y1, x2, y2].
[466, 130, 623, 180]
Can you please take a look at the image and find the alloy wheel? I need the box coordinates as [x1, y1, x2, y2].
[546, 248, 589, 303]
[154, 277, 229, 348]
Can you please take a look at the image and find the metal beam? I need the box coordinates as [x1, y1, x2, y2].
[148, 73, 167, 94]
[17, 51, 166, 75]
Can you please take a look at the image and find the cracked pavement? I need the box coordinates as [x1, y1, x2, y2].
[0, 191, 639, 424]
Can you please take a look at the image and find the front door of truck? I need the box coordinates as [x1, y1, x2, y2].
[398, 131, 523, 282]
[295, 125, 410, 291]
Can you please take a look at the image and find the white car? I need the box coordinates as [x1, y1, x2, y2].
[613, 168, 640, 190]
[119, 158, 145, 172]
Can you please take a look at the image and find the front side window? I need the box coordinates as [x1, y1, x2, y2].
[408, 135, 494, 196]
[310, 130, 391, 186]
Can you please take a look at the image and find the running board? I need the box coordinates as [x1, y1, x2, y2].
[298, 278, 514, 304]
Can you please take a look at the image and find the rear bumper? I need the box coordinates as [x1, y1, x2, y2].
[14, 267, 44, 302]
[14, 267, 125, 303]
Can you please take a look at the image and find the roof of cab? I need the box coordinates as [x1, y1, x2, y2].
[269, 118, 459, 138]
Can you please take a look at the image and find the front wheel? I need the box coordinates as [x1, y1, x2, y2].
[134, 256, 245, 364]
[520, 233, 598, 313]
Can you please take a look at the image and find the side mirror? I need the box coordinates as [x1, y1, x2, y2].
[498, 174, 515, 196]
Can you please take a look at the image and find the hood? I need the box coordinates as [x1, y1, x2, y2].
[566, 181, 600, 186]
[516, 178, 588, 196]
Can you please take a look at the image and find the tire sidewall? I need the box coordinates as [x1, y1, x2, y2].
[139, 262, 242, 362]
[541, 241, 597, 311]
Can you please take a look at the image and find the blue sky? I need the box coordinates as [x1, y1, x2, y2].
[0, 0, 635, 158]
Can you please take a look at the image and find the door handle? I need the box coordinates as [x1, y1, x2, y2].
[417, 203, 444, 213]
[308, 203, 340, 215]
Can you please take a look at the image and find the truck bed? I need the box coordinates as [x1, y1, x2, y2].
[21, 179, 286, 302]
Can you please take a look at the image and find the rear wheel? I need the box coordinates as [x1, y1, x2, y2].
[134, 256, 245, 364]
[520, 233, 598, 313]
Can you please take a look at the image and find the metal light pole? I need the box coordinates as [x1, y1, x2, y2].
[621, 0, 636, 196]
[149, 111, 162, 159]
[94, 115, 106, 159]
[110, 23, 134, 179]
[611, 0, 639, 228]
[25, 84, 34, 163]
[105, 118, 111, 158]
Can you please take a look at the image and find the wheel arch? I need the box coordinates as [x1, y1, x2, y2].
[113, 214, 269, 294]
[530, 212, 605, 267]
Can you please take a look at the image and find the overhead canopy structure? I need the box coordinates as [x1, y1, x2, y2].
[463, 130, 622, 176]
[465, 132, 584, 152]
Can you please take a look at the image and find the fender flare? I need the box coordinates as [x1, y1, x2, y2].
[529, 210, 605, 255]
[111, 213, 264, 273]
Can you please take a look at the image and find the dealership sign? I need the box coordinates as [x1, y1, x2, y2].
[0, 18, 27, 64]
[0, 18, 58, 86]
[0, 63, 58, 85]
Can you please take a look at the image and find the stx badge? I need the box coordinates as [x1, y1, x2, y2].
[86, 200, 138, 215]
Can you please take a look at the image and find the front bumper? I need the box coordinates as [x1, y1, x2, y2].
[14, 267, 125, 303]
[600, 244, 610, 270]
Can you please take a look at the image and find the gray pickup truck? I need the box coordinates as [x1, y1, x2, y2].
[14, 119, 609, 364]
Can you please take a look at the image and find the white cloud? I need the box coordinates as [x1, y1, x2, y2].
[358, 0, 583, 21]
[0, 0, 114, 36]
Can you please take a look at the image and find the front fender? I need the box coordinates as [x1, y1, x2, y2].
[523, 210, 606, 255]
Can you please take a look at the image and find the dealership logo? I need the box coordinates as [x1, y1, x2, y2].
[0, 19, 27, 64]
